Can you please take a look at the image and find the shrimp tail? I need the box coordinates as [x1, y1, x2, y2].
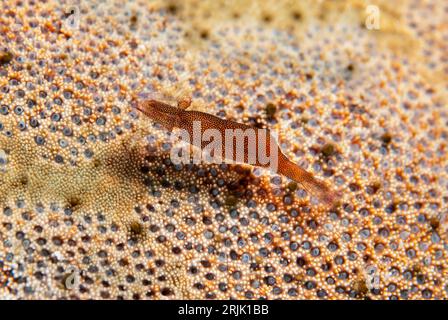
[278, 158, 341, 207]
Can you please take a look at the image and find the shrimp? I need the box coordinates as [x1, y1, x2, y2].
[135, 98, 341, 207]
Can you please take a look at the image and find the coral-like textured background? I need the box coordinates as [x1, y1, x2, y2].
[0, 0, 446, 299]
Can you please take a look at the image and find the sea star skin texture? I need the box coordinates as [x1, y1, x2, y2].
[0, 0, 447, 300]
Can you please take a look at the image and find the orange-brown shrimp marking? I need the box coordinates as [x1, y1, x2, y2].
[136, 99, 341, 206]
